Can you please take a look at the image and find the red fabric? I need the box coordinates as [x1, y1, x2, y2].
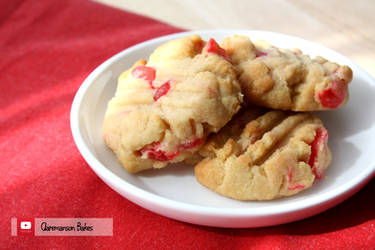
[0, 0, 374, 248]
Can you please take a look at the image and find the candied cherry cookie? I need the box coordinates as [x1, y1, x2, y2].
[103, 35, 243, 173]
[195, 108, 331, 200]
[221, 35, 353, 111]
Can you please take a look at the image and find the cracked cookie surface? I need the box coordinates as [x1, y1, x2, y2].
[103, 35, 243, 173]
[221, 35, 353, 111]
[195, 108, 331, 200]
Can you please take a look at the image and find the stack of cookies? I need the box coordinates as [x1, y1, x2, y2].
[102, 35, 352, 200]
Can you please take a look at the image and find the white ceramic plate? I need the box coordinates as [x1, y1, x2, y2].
[71, 30, 375, 228]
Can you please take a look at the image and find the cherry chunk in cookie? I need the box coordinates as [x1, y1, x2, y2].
[103, 35, 242, 173]
[317, 66, 352, 109]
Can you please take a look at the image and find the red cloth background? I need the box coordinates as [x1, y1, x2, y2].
[0, 0, 374, 248]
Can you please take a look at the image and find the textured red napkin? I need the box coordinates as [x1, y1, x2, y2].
[0, 0, 374, 248]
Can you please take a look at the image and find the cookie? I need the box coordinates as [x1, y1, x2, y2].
[221, 35, 353, 111]
[103, 35, 243, 173]
[195, 109, 331, 200]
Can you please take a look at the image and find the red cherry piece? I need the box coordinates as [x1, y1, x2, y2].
[139, 142, 179, 161]
[131, 66, 156, 89]
[288, 184, 305, 190]
[153, 81, 171, 101]
[179, 138, 204, 151]
[318, 80, 347, 109]
[146, 150, 179, 161]
[139, 138, 203, 161]
[308, 128, 329, 178]
[204, 38, 230, 61]
[256, 51, 268, 57]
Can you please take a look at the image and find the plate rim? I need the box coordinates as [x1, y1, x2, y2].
[70, 29, 375, 222]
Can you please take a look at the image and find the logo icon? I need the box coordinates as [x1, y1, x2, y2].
[17, 218, 34, 235]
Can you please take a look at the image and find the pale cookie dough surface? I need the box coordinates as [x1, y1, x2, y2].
[103, 35, 243, 173]
[221, 35, 353, 111]
[195, 109, 331, 200]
